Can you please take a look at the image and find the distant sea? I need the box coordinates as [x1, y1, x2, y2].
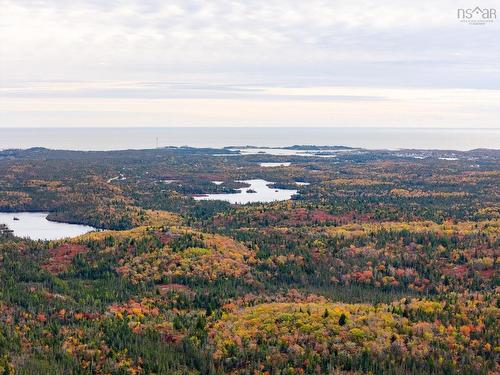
[0, 127, 498, 151]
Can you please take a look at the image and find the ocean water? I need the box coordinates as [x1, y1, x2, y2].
[0, 127, 498, 151]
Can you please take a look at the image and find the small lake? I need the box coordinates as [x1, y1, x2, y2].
[193, 179, 298, 204]
[260, 162, 291, 167]
[0, 212, 96, 240]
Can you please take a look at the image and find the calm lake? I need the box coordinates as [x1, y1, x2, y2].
[193, 179, 298, 204]
[0, 212, 96, 240]
[260, 162, 292, 167]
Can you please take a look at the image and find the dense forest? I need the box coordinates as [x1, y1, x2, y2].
[0, 146, 498, 374]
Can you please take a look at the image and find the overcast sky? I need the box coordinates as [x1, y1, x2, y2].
[1, 0, 499, 128]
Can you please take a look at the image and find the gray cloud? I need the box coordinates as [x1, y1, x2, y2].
[1, 0, 499, 127]
[0, 81, 386, 101]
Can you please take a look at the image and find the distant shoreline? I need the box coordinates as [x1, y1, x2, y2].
[0, 127, 499, 151]
[1, 145, 499, 155]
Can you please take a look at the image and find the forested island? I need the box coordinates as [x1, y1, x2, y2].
[0, 146, 498, 374]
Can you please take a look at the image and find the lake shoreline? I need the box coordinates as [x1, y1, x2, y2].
[193, 179, 298, 204]
[0, 212, 96, 240]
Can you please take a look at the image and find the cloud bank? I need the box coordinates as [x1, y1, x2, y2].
[1, 0, 499, 127]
